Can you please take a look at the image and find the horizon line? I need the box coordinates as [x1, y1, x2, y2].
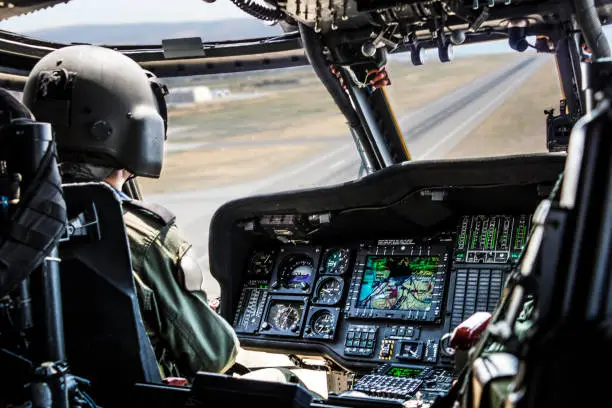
[5, 16, 261, 33]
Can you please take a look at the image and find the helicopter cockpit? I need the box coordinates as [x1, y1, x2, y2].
[0, 0, 610, 407]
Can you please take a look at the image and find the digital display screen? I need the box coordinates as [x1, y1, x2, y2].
[287, 266, 311, 285]
[385, 366, 423, 378]
[357, 256, 439, 311]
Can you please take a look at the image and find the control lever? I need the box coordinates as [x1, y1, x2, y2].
[545, 99, 578, 152]
[441, 312, 492, 355]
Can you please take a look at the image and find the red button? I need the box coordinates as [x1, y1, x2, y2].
[163, 377, 189, 386]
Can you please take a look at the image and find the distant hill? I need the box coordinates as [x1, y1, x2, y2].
[23, 18, 283, 44]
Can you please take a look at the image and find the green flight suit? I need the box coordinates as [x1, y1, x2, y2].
[122, 199, 239, 379]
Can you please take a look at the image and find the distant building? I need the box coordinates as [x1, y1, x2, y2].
[166, 86, 213, 108]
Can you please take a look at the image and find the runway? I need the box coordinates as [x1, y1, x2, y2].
[147, 55, 547, 297]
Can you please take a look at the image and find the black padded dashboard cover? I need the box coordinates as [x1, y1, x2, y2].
[209, 153, 566, 317]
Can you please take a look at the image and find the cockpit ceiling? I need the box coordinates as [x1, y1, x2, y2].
[2, 0, 612, 24]
[0, 1, 70, 21]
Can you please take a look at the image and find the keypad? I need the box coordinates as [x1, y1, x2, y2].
[353, 374, 422, 400]
[344, 325, 377, 357]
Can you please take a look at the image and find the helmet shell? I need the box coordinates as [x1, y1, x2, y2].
[22, 45, 166, 178]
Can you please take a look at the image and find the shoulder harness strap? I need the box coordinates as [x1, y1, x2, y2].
[123, 199, 176, 226]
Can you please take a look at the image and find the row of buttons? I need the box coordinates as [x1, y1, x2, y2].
[344, 347, 373, 356]
[389, 326, 414, 337]
[346, 339, 374, 348]
[347, 330, 376, 340]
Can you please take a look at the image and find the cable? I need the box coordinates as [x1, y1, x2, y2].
[228, 0, 284, 22]
[298, 23, 361, 127]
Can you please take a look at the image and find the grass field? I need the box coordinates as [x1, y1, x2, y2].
[140, 53, 525, 195]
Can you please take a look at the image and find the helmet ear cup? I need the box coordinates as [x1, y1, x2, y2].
[144, 71, 169, 139]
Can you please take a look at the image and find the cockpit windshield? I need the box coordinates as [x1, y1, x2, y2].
[0, 0, 570, 300]
[0, 0, 569, 294]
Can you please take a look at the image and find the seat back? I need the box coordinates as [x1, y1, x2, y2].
[59, 182, 161, 402]
[0, 88, 67, 405]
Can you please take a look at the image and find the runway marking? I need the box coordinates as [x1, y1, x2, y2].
[416, 60, 544, 160]
[255, 143, 353, 193]
[329, 159, 347, 170]
[397, 58, 528, 128]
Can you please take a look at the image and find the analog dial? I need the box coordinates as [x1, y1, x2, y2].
[311, 310, 335, 336]
[323, 249, 351, 275]
[279, 254, 313, 289]
[267, 302, 303, 332]
[314, 276, 343, 305]
[247, 251, 275, 276]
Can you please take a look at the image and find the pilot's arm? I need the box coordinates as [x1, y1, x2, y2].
[123, 201, 240, 379]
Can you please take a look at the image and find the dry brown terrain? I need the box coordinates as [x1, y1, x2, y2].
[142, 143, 327, 194]
[141, 53, 523, 195]
[166, 53, 522, 142]
[444, 57, 561, 158]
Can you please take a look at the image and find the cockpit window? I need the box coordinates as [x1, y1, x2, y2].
[0, 0, 583, 297]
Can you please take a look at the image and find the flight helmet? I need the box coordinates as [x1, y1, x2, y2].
[22, 44, 168, 178]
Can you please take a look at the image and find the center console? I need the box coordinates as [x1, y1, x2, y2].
[228, 213, 530, 405]
[232, 214, 527, 366]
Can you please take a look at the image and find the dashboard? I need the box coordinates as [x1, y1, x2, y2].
[232, 214, 528, 369]
[208, 153, 565, 403]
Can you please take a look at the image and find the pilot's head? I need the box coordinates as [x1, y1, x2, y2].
[22, 44, 168, 190]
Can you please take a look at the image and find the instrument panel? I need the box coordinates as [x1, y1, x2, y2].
[232, 214, 531, 370]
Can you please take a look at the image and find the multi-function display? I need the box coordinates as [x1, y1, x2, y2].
[346, 246, 448, 322]
[357, 255, 439, 313]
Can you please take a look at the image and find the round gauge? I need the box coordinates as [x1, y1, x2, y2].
[247, 251, 275, 276]
[267, 302, 303, 332]
[314, 276, 344, 305]
[323, 249, 351, 275]
[278, 254, 313, 289]
[311, 310, 335, 336]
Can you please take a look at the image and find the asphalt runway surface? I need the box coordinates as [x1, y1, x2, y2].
[148, 55, 546, 298]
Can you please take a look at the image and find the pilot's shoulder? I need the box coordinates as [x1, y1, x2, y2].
[122, 199, 176, 227]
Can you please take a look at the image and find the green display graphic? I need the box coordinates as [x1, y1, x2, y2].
[385, 366, 423, 378]
[357, 255, 438, 311]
